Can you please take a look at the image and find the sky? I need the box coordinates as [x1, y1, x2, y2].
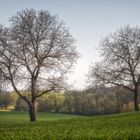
[0, 0, 140, 89]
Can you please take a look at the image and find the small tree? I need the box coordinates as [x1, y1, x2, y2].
[15, 96, 29, 111]
[88, 26, 140, 111]
[0, 9, 78, 121]
[37, 93, 64, 113]
[0, 93, 16, 110]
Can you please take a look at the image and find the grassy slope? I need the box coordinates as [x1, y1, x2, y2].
[0, 111, 140, 140]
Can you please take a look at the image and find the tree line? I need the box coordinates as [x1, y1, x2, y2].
[0, 86, 134, 115]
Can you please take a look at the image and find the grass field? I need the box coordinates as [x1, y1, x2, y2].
[0, 111, 140, 140]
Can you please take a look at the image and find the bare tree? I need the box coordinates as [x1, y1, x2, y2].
[88, 26, 140, 111]
[0, 9, 78, 121]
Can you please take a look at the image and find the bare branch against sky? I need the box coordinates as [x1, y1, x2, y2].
[0, 0, 140, 89]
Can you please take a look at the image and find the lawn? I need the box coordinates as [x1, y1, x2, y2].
[0, 111, 140, 140]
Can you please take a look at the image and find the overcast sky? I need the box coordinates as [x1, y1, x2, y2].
[0, 0, 140, 89]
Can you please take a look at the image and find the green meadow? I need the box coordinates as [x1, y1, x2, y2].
[0, 111, 140, 140]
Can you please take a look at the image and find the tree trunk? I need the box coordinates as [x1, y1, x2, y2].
[134, 88, 139, 111]
[29, 102, 36, 122]
[4, 105, 7, 110]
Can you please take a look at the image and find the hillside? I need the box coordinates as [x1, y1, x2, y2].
[0, 111, 140, 140]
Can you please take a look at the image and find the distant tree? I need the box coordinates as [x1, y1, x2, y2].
[15, 96, 28, 111]
[0, 9, 78, 121]
[112, 86, 134, 112]
[46, 93, 64, 113]
[0, 93, 16, 109]
[88, 26, 140, 111]
[37, 97, 48, 112]
[37, 93, 64, 113]
[63, 92, 73, 113]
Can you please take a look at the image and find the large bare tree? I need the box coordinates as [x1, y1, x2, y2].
[88, 26, 140, 111]
[0, 9, 78, 121]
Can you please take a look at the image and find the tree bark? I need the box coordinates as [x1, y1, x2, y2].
[134, 87, 139, 111]
[29, 101, 36, 122]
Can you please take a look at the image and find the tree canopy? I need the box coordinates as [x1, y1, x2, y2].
[88, 26, 140, 111]
[0, 9, 79, 121]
